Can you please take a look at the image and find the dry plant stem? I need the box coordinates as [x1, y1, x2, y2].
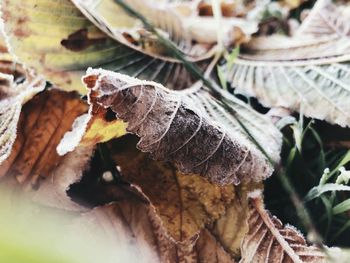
[114, 0, 325, 252]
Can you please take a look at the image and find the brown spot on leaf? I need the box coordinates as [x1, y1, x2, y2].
[198, 1, 237, 17]
[122, 32, 139, 46]
[83, 74, 98, 89]
[61, 28, 107, 52]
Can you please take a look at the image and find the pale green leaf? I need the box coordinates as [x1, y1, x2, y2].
[305, 183, 350, 202]
[333, 199, 350, 215]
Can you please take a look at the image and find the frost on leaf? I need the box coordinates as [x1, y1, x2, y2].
[0, 61, 45, 165]
[0, 89, 88, 191]
[228, 0, 350, 127]
[83, 69, 277, 185]
[240, 191, 326, 263]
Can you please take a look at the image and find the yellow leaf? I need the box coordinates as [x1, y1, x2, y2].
[282, 0, 304, 9]
[80, 107, 127, 146]
[108, 135, 235, 242]
[57, 104, 127, 155]
[211, 182, 262, 259]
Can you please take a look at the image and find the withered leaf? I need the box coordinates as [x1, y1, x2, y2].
[60, 28, 107, 52]
[75, 192, 235, 263]
[108, 135, 235, 242]
[240, 191, 326, 263]
[210, 183, 262, 259]
[1, 0, 204, 93]
[0, 89, 88, 190]
[71, 0, 256, 58]
[83, 69, 277, 185]
[71, 0, 212, 60]
[228, 0, 350, 127]
[0, 60, 45, 165]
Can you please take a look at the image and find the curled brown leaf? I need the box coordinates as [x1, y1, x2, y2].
[82, 69, 274, 186]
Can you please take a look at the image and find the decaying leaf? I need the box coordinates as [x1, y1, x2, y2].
[83, 68, 281, 185]
[1, 0, 205, 93]
[108, 135, 235, 242]
[210, 183, 261, 259]
[71, 0, 257, 57]
[0, 62, 45, 165]
[75, 192, 235, 263]
[240, 190, 326, 263]
[0, 89, 88, 190]
[71, 0, 209, 59]
[228, 0, 350, 127]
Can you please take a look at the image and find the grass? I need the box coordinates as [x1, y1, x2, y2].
[264, 118, 350, 247]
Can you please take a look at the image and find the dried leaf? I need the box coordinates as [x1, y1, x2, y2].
[71, 0, 210, 59]
[228, 0, 350, 127]
[0, 89, 88, 190]
[71, 0, 256, 56]
[83, 69, 281, 185]
[240, 190, 327, 263]
[0, 62, 45, 165]
[1, 0, 204, 93]
[108, 135, 235, 242]
[75, 191, 235, 263]
[210, 183, 262, 259]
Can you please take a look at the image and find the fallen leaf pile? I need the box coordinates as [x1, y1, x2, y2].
[0, 0, 349, 262]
